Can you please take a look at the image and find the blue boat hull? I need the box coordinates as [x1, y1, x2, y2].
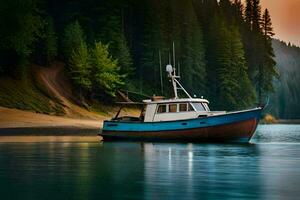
[100, 108, 262, 143]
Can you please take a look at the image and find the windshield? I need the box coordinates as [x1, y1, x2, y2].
[191, 103, 206, 111]
[202, 103, 210, 111]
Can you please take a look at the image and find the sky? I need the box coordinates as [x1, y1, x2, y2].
[243, 0, 300, 46]
[259, 0, 300, 46]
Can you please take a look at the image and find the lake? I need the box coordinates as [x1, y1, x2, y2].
[0, 124, 300, 199]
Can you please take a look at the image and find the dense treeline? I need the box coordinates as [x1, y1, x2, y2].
[0, 0, 278, 111]
[270, 40, 300, 119]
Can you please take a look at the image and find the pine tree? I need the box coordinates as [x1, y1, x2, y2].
[230, 27, 256, 108]
[69, 41, 92, 98]
[62, 21, 85, 60]
[219, 0, 233, 22]
[215, 22, 234, 109]
[243, 0, 263, 90]
[252, 0, 262, 32]
[204, 14, 220, 106]
[178, 0, 206, 97]
[232, 0, 244, 23]
[245, 0, 253, 29]
[243, 0, 255, 78]
[93, 2, 134, 77]
[207, 14, 255, 110]
[130, 0, 155, 94]
[256, 8, 278, 103]
[0, 0, 43, 78]
[262, 9, 275, 38]
[90, 42, 123, 97]
[43, 17, 57, 65]
[117, 33, 133, 75]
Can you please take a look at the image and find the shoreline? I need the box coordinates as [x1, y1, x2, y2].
[0, 106, 104, 137]
[276, 120, 300, 124]
[260, 120, 300, 125]
[1, 107, 299, 138]
[0, 126, 101, 136]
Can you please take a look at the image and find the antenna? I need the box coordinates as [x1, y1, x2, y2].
[173, 42, 176, 70]
[159, 50, 163, 95]
[166, 42, 192, 99]
[178, 61, 180, 77]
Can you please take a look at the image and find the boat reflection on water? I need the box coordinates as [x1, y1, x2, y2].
[141, 142, 262, 199]
[1, 126, 300, 200]
[138, 138, 300, 200]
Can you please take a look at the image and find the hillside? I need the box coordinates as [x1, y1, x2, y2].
[34, 62, 106, 119]
[0, 62, 112, 119]
[0, 62, 122, 131]
[269, 40, 300, 119]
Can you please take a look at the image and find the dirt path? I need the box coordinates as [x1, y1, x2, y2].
[35, 62, 105, 120]
[0, 63, 110, 134]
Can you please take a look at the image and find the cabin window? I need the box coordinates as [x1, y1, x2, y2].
[188, 103, 195, 111]
[179, 103, 188, 112]
[203, 103, 210, 111]
[192, 103, 206, 111]
[169, 104, 177, 113]
[157, 105, 167, 113]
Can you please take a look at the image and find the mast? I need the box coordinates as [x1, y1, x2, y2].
[173, 42, 176, 70]
[165, 42, 192, 99]
[172, 70, 178, 99]
[166, 64, 191, 99]
[178, 61, 180, 77]
[159, 50, 163, 95]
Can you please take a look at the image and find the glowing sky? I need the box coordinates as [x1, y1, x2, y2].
[244, 0, 300, 46]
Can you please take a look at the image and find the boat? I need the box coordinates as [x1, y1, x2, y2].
[100, 63, 262, 143]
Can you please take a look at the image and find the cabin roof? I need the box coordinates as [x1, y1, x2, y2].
[116, 102, 145, 105]
[143, 98, 209, 104]
[116, 98, 209, 106]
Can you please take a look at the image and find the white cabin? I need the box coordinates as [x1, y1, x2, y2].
[142, 98, 225, 122]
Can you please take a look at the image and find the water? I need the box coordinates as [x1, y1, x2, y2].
[0, 125, 300, 200]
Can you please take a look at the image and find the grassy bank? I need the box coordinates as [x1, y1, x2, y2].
[0, 63, 137, 121]
[260, 114, 300, 124]
[0, 73, 64, 115]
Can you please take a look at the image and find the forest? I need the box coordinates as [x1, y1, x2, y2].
[0, 0, 282, 112]
[270, 40, 300, 119]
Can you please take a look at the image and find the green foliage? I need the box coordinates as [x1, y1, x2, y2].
[0, 0, 43, 56]
[136, 0, 206, 97]
[262, 9, 274, 38]
[62, 21, 85, 60]
[241, 0, 277, 104]
[43, 17, 57, 65]
[90, 42, 123, 97]
[33, 16, 57, 66]
[92, 2, 134, 76]
[270, 40, 300, 119]
[62, 20, 124, 98]
[209, 17, 255, 110]
[176, 0, 206, 96]
[69, 41, 92, 93]
[0, 0, 285, 113]
[229, 28, 256, 108]
[0, 0, 43, 78]
[117, 34, 134, 75]
[254, 8, 278, 102]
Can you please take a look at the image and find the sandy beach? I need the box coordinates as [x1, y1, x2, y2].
[0, 107, 105, 136]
